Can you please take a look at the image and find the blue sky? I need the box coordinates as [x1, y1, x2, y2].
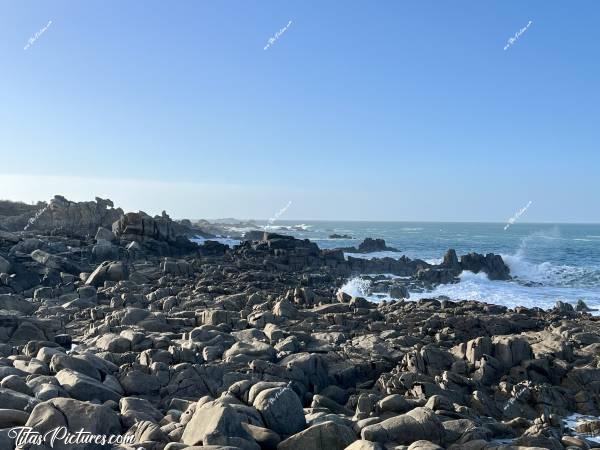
[1, 1, 599, 222]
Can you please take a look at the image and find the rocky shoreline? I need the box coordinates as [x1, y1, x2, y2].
[0, 197, 599, 450]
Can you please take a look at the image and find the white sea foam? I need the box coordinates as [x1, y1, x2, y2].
[425, 257, 443, 265]
[293, 224, 312, 231]
[564, 413, 600, 443]
[331, 223, 599, 309]
[408, 269, 600, 311]
[503, 253, 599, 288]
[338, 277, 372, 298]
[344, 251, 402, 260]
[403, 228, 600, 310]
[191, 236, 240, 247]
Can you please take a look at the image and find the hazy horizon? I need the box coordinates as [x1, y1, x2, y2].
[1, 183, 599, 225]
[0, 173, 598, 224]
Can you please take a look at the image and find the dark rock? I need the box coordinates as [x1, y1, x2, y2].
[460, 252, 511, 280]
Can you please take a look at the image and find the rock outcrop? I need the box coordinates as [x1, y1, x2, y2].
[113, 211, 198, 256]
[22, 195, 123, 235]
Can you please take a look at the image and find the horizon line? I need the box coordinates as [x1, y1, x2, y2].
[193, 218, 600, 226]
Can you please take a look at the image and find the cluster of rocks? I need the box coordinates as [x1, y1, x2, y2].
[231, 235, 510, 286]
[0, 195, 125, 236]
[0, 203, 598, 450]
[0, 197, 218, 241]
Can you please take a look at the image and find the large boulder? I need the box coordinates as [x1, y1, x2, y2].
[278, 421, 356, 450]
[253, 385, 306, 436]
[0, 387, 38, 411]
[22, 397, 121, 450]
[112, 211, 198, 255]
[118, 369, 160, 396]
[94, 333, 131, 353]
[55, 369, 121, 403]
[120, 397, 164, 428]
[361, 407, 444, 445]
[181, 401, 259, 450]
[30, 250, 80, 274]
[224, 340, 276, 363]
[460, 252, 510, 280]
[0, 294, 35, 314]
[492, 336, 533, 369]
[49, 353, 101, 380]
[113, 211, 176, 243]
[85, 261, 129, 286]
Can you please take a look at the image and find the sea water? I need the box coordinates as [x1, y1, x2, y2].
[251, 221, 600, 310]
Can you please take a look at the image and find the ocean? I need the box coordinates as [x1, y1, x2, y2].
[198, 221, 600, 311]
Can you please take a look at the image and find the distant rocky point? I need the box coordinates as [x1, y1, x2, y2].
[0, 195, 123, 235]
[0, 195, 219, 239]
[338, 237, 400, 253]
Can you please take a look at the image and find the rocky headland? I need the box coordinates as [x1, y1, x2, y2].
[0, 196, 598, 450]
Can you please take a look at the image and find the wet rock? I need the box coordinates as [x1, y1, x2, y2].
[460, 252, 511, 280]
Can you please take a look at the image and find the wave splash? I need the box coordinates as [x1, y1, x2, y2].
[342, 228, 600, 311]
[502, 228, 600, 288]
[339, 277, 372, 298]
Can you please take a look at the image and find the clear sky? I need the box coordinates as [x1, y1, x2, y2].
[1, 1, 599, 222]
